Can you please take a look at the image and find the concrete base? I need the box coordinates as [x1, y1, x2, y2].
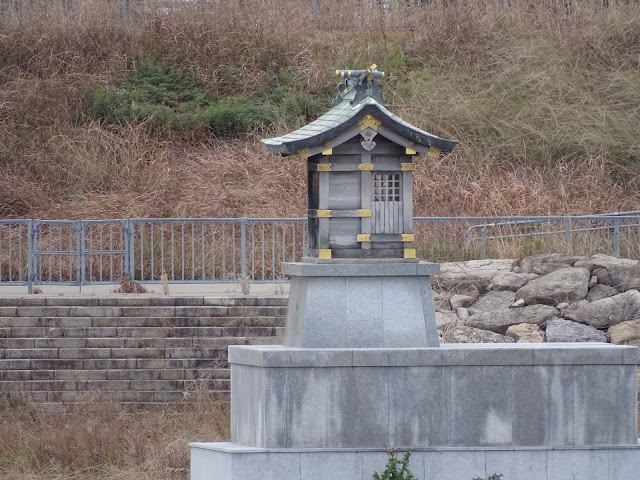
[281, 261, 440, 348]
[190, 443, 640, 480]
[228, 344, 639, 449]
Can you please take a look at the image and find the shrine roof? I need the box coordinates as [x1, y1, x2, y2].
[261, 82, 458, 157]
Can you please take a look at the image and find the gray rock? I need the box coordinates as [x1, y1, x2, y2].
[545, 318, 606, 343]
[435, 311, 459, 330]
[562, 289, 640, 329]
[556, 302, 569, 310]
[450, 294, 476, 310]
[590, 254, 640, 292]
[456, 307, 469, 322]
[436, 259, 514, 293]
[465, 305, 558, 333]
[505, 323, 544, 343]
[588, 275, 598, 288]
[586, 284, 618, 302]
[515, 267, 589, 306]
[441, 325, 515, 344]
[432, 291, 452, 311]
[519, 254, 589, 275]
[489, 272, 539, 291]
[511, 298, 525, 308]
[470, 290, 516, 312]
[607, 319, 640, 344]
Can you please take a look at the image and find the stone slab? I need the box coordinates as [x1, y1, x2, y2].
[282, 261, 440, 277]
[228, 344, 639, 449]
[190, 444, 640, 480]
[228, 343, 640, 367]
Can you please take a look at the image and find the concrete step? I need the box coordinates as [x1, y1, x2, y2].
[0, 296, 288, 308]
[0, 316, 285, 329]
[0, 368, 229, 382]
[1, 325, 284, 338]
[0, 305, 287, 318]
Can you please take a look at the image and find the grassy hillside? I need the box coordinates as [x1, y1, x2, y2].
[1, 1, 640, 220]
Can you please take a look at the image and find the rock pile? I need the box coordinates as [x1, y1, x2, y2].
[434, 254, 640, 346]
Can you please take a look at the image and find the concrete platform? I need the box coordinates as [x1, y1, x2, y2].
[191, 343, 640, 479]
[228, 344, 639, 449]
[190, 442, 640, 480]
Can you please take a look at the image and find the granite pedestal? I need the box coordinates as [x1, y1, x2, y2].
[281, 261, 440, 348]
[191, 262, 640, 480]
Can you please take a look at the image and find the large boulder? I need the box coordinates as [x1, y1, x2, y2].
[607, 319, 640, 345]
[441, 325, 515, 343]
[520, 254, 589, 275]
[515, 267, 589, 306]
[505, 323, 544, 343]
[562, 289, 640, 329]
[545, 318, 606, 343]
[465, 305, 558, 333]
[436, 259, 514, 293]
[490, 272, 539, 291]
[470, 290, 516, 311]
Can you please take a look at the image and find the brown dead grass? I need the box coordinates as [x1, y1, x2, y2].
[0, 394, 229, 480]
[1, 1, 640, 219]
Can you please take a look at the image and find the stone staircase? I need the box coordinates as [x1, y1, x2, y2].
[0, 296, 286, 408]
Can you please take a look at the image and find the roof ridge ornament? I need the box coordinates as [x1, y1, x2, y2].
[334, 64, 385, 106]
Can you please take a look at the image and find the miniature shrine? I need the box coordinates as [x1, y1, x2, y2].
[262, 65, 457, 259]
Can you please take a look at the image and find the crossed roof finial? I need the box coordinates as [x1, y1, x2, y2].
[334, 64, 385, 106]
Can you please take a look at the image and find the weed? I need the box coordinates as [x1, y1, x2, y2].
[474, 475, 503, 480]
[373, 451, 415, 480]
[113, 275, 148, 293]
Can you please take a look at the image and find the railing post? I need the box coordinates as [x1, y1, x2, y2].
[77, 221, 85, 290]
[27, 220, 34, 294]
[564, 217, 571, 251]
[480, 226, 487, 259]
[613, 218, 621, 257]
[126, 219, 136, 280]
[240, 218, 247, 280]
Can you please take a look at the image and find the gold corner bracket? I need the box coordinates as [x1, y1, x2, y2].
[401, 163, 415, 171]
[401, 234, 415, 242]
[404, 248, 417, 259]
[358, 209, 372, 218]
[358, 163, 374, 171]
[316, 163, 332, 172]
[319, 249, 332, 260]
[297, 148, 311, 160]
[356, 234, 371, 242]
[316, 210, 332, 218]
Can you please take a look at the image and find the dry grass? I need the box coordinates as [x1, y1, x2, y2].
[0, 394, 229, 480]
[1, 1, 640, 220]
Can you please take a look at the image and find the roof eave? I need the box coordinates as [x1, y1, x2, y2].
[262, 103, 458, 156]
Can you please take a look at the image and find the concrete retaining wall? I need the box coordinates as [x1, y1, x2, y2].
[0, 296, 286, 408]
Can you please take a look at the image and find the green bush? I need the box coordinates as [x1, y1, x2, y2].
[373, 451, 415, 480]
[87, 57, 329, 136]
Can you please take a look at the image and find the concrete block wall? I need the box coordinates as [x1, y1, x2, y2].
[0, 296, 286, 408]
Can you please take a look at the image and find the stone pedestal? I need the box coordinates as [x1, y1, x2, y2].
[190, 262, 640, 480]
[282, 262, 440, 348]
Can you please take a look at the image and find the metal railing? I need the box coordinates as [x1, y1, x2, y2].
[2, 215, 640, 292]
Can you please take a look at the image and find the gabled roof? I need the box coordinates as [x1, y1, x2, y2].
[262, 83, 458, 157]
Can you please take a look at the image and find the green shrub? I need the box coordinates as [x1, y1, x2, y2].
[87, 56, 329, 136]
[373, 451, 415, 480]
